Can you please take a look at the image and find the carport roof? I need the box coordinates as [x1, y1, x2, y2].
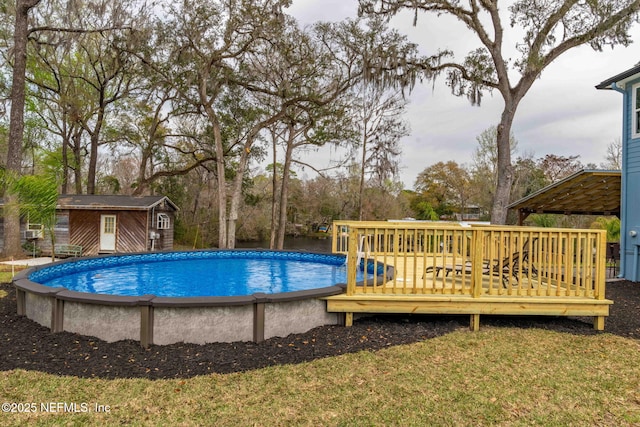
[507, 169, 621, 223]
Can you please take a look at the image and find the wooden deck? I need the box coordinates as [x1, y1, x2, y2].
[325, 222, 612, 331]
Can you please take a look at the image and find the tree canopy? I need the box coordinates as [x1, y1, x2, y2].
[0, 0, 635, 255]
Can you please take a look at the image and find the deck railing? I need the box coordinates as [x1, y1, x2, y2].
[331, 221, 607, 300]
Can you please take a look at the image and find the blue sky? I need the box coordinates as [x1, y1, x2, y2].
[286, 0, 638, 188]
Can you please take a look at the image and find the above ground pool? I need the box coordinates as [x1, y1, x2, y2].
[28, 250, 368, 297]
[13, 250, 392, 347]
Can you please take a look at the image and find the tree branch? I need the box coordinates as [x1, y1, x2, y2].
[29, 25, 133, 36]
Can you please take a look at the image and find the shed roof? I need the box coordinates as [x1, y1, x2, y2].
[507, 170, 621, 222]
[56, 195, 179, 211]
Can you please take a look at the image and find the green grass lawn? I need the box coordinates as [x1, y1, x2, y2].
[0, 263, 30, 284]
[0, 268, 19, 284]
[1, 328, 640, 426]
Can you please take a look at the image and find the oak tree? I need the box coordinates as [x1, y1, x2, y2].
[360, 0, 640, 223]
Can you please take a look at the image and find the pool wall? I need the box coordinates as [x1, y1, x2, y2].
[11, 249, 398, 346]
[13, 271, 346, 346]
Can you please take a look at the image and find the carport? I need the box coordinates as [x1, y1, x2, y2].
[508, 169, 621, 225]
[508, 169, 621, 277]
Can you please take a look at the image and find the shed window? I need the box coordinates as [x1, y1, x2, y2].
[157, 213, 170, 230]
[633, 83, 640, 139]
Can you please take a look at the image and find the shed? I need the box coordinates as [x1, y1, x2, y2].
[0, 194, 178, 256]
[51, 195, 179, 256]
[597, 64, 640, 282]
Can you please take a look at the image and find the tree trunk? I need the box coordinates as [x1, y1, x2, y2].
[72, 127, 83, 194]
[61, 121, 69, 195]
[208, 115, 227, 249]
[2, 0, 41, 258]
[358, 130, 367, 221]
[86, 95, 106, 195]
[226, 139, 254, 249]
[491, 101, 518, 224]
[276, 128, 296, 250]
[269, 130, 278, 250]
[86, 132, 99, 194]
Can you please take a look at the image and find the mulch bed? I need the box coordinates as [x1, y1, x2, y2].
[1, 280, 639, 379]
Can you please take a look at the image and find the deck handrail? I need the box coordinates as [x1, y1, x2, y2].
[332, 221, 607, 300]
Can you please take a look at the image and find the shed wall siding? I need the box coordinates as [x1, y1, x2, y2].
[69, 210, 148, 255]
[116, 211, 148, 253]
[148, 206, 175, 251]
[34, 211, 70, 255]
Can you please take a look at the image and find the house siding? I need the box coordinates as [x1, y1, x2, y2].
[622, 79, 640, 281]
[628, 143, 640, 173]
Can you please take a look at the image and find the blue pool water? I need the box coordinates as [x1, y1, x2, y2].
[29, 250, 371, 298]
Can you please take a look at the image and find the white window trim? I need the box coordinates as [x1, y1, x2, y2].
[632, 82, 640, 139]
[157, 213, 170, 230]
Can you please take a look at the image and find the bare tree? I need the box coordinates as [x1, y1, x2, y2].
[250, 19, 357, 248]
[470, 125, 517, 216]
[602, 138, 622, 170]
[255, 17, 416, 246]
[360, 0, 640, 223]
[538, 154, 583, 182]
[146, 0, 291, 248]
[351, 84, 408, 220]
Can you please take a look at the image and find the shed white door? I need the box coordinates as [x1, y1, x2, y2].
[100, 214, 117, 252]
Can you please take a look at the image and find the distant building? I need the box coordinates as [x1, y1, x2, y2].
[440, 205, 486, 222]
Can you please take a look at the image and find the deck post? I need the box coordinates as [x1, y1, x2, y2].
[470, 314, 480, 331]
[331, 225, 338, 254]
[344, 312, 353, 327]
[595, 231, 607, 299]
[594, 316, 605, 331]
[347, 227, 358, 296]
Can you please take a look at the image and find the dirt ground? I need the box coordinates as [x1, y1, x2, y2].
[1, 280, 639, 379]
